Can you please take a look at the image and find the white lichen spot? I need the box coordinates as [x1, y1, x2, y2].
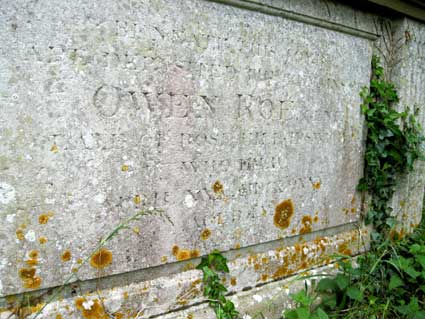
[94, 193, 106, 203]
[82, 299, 94, 310]
[184, 194, 195, 208]
[24, 230, 36, 242]
[6, 214, 15, 223]
[0, 183, 15, 205]
[303, 247, 309, 255]
[253, 294, 263, 303]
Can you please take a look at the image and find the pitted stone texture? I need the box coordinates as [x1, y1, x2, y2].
[0, 228, 367, 318]
[0, 0, 371, 295]
[389, 19, 425, 233]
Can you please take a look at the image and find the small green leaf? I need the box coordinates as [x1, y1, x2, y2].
[346, 286, 363, 301]
[389, 275, 404, 290]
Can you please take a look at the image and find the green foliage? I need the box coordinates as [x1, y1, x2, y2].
[357, 55, 425, 239]
[197, 250, 240, 319]
[284, 55, 425, 319]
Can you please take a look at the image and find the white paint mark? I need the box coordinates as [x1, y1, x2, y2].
[184, 194, 195, 208]
[25, 230, 36, 242]
[0, 183, 15, 205]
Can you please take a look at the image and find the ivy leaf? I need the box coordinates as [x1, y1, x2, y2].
[346, 286, 363, 301]
[317, 278, 338, 292]
[335, 274, 350, 290]
[295, 307, 310, 319]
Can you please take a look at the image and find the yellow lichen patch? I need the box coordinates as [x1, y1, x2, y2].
[114, 312, 124, 319]
[190, 249, 200, 258]
[176, 249, 191, 261]
[234, 243, 241, 249]
[16, 229, 25, 240]
[123, 291, 129, 299]
[132, 226, 140, 235]
[121, 164, 129, 172]
[200, 228, 211, 240]
[338, 242, 352, 256]
[212, 180, 223, 194]
[187, 314, 194, 319]
[299, 216, 313, 235]
[172, 245, 180, 256]
[133, 195, 141, 205]
[56, 314, 62, 319]
[19, 268, 42, 289]
[273, 199, 294, 229]
[61, 250, 71, 262]
[38, 212, 54, 224]
[261, 274, 268, 281]
[50, 143, 59, 153]
[38, 236, 48, 244]
[230, 277, 237, 286]
[90, 248, 113, 269]
[26, 250, 39, 266]
[77, 258, 83, 264]
[182, 262, 195, 271]
[161, 256, 168, 263]
[75, 298, 108, 319]
[312, 181, 321, 190]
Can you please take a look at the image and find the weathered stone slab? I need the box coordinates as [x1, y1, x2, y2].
[0, 0, 371, 296]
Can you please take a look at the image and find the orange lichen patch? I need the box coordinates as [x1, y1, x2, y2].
[176, 249, 191, 261]
[261, 274, 268, 281]
[123, 291, 129, 300]
[19, 268, 42, 289]
[187, 314, 194, 319]
[50, 143, 59, 153]
[291, 228, 297, 235]
[200, 228, 211, 240]
[230, 277, 237, 286]
[121, 164, 129, 172]
[273, 199, 294, 229]
[16, 229, 25, 240]
[313, 215, 319, 223]
[338, 242, 352, 256]
[212, 180, 224, 194]
[190, 249, 200, 258]
[90, 248, 113, 269]
[273, 265, 289, 279]
[38, 236, 48, 244]
[75, 298, 108, 319]
[161, 256, 168, 262]
[299, 216, 313, 235]
[172, 245, 180, 256]
[61, 250, 71, 262]
[312, 181, 321, 190]
[390, 228, 406, 241]
[38, 212, 54, 224]
[133, 195, 141, 205]
[26, 258, 38, 266]
[114, 312, 124, 319]
[56, 314, 62, 319]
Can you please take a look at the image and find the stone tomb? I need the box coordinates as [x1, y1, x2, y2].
[0, 0, 370, 305]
